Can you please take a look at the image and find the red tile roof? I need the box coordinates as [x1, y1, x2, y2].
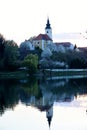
[33, 34, 52, 41]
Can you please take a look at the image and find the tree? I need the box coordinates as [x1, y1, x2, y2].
[23, 54, 38, 75]
[34, 46, 42, 60]
[1, 40, 19, 70]
[41, 48, 52, 58]
[0, 34, 5, 44]
[4, 40, 19, 70]
[0, 34, 5, 59]
[0, 33, 20, 71]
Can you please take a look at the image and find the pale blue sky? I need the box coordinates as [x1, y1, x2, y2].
[0, 0, 87, 46]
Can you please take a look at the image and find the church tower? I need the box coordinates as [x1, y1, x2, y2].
[45, 18, 52, 39]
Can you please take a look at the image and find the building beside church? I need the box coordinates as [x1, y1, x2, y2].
[33, 18, 53, 50]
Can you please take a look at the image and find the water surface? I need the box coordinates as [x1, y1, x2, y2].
[0, 77, 87, 130]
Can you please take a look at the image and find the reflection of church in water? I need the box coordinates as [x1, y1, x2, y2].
[20, 76, 85, 129]
[37, 103, 53, 129]
[46, 105, 53, 128]
[23, 78, 75, 129]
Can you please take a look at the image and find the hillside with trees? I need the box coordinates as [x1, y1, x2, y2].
[0, 33, 87, 75]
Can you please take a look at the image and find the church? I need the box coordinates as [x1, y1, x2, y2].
[33, 18, 53, 50]
[20, 18, 75, 51]
[32, 18, 75, 51]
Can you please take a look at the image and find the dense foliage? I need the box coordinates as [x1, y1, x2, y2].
[0, 34, 19, 71]
[22, 54, 38, 74]
[40, 46, 87, 69]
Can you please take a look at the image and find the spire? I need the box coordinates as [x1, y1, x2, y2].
[45, 18, 51, 29]
[45, 17, 52, 39]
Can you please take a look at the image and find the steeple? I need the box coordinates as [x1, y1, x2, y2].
[45, 18, 52, 39]
[45, 18, 51, 29]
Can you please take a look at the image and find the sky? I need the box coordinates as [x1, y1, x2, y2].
[0, 0, 87, 47]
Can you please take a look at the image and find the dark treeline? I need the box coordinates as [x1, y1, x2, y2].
[0, 34, 19, 71]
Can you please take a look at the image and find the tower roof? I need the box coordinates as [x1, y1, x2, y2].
[45, 18, 51, 29]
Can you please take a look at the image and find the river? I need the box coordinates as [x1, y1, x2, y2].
[0, 76, 87, 130]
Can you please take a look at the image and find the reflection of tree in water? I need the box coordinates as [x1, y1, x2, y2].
[20, 77, 42, 105]
[0, 77, 87, 116]
[0, 79, 19, 115]
[0, 77, 42, 115]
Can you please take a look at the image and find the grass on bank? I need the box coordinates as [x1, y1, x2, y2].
[0, 70, 28, 79]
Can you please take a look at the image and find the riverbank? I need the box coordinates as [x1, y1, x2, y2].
[0, 69, 87, 79]
[0, 70, 28, 79]
[44, 69, 87, 77]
